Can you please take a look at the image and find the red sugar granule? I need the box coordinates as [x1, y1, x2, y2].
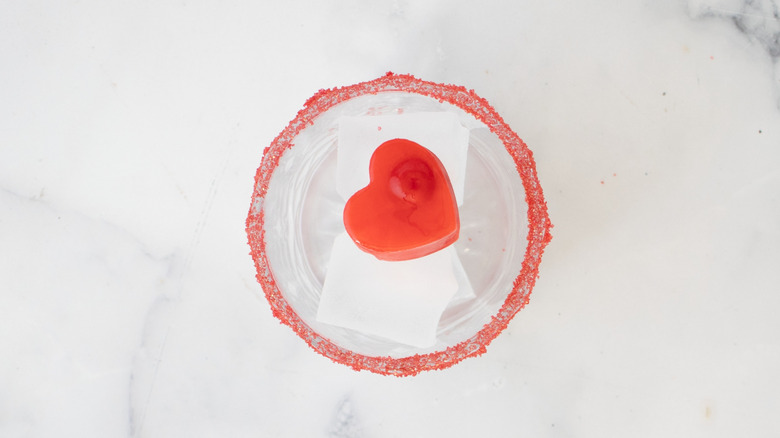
[245, 72, 553, 377]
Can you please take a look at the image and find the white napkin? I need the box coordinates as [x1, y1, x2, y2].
[316, 112, 473, 348]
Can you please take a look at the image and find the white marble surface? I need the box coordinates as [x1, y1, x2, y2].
[2, 0, 779, 436]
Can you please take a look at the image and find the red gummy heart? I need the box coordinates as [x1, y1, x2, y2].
[343, 138, 460, 261]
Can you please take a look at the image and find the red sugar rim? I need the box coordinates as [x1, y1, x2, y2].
[246, 72, 552, 377]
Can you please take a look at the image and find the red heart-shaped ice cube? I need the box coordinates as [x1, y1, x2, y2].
[343, 138, 460, 261]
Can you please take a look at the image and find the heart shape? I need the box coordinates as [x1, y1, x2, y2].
[343, 138, 460, 261]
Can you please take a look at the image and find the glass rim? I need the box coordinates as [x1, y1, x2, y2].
[246, 72, 552, 377]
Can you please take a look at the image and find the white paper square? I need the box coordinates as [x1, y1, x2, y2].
[316, 112, 475, 347]
[317, 233, 459, 348]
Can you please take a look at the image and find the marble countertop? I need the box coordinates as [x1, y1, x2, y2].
[2, 0, 779, 436]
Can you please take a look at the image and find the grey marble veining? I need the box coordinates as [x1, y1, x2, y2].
[327, 396, 362, 438]
[689, 0, 779, 56]
[688, 0, 780, 105]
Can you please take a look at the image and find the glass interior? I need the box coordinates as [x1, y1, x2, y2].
[262, 92, 528, 358]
